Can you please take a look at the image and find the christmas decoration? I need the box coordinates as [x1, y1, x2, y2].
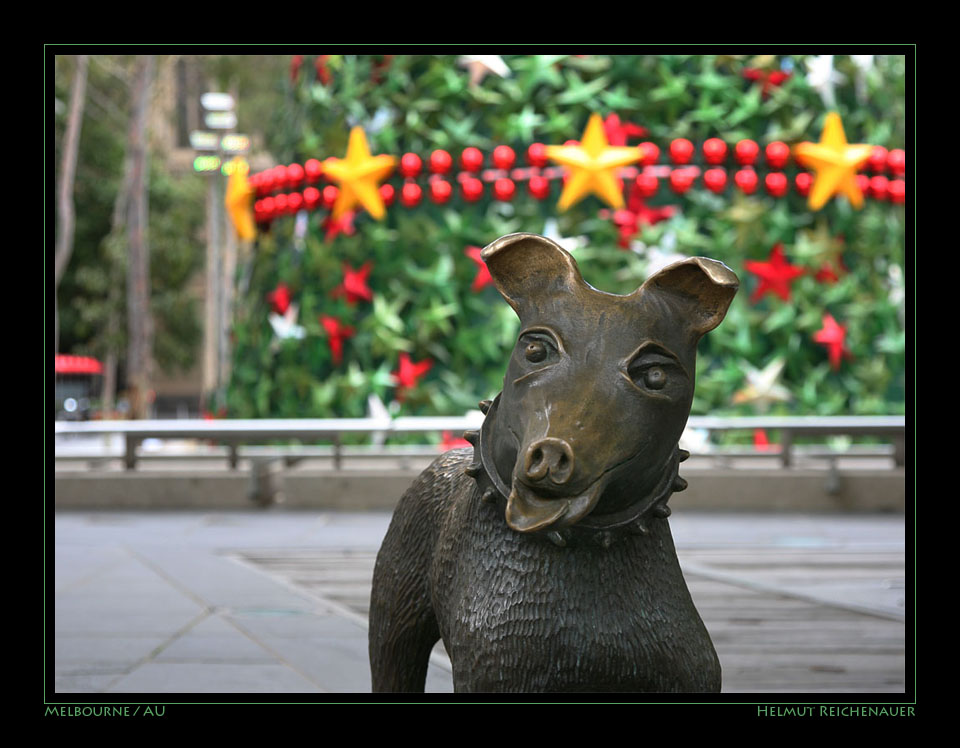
[813, 314, 852, 370]
[322, 126, 396, 220]
[544, 112, 642, 211]
[267, 283, 292, 316]
[268, 303, 306, 341]
[331, 262, 373, 305]
[745, 243, 805, 303]
[805, 55, 845, 109]
[742, 66, 791, 98]
[731, 358, 792, 410]
[465, 246, 493, 291]
[320, 315, 355, 365]
[602, 113, 647, 146]
[225, 159, 256, 241]
[793, 112, 874, 211]
[458, 55, 511, 86]
[393, 353, 432, 401]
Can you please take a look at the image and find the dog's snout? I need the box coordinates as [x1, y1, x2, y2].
[523, 437, 575, 486]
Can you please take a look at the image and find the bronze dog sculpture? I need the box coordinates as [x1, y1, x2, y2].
[369, 232, 738, 693]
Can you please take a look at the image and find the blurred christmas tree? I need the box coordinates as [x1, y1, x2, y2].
[225, 53, 907, 427]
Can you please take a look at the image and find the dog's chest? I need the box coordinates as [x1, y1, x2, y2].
[430, 482, 718, 693]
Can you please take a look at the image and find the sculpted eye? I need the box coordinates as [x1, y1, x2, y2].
[626, 346, 686, 396]
[517, 330, 560, 369]
[525, 340, 547, 363]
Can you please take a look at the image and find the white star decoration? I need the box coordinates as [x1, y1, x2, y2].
[542, 218, 588, 253]
[805, 55, 846, 109]
[268, 303, 306, 342]
[457, 55, 511, 86]
[732, 358, 792, 411]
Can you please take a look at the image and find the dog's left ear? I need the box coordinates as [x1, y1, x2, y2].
[634, 257, 739, 338]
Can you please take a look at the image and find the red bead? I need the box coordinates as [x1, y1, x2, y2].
[702, 138, 727, 165]
[305, 158, 323, 182]
[400, 153, 422, 178]
[528, 175, 550, 199]
[634, 173, 659, 198]
[429, 179, 452, 204]
[669, 138, 694, 165]
[261, 197, 276, 217]
[492, 145, 516, 170]
[303, 186, 321, 209]
[271, 165, 288, 189]
[868, 146, 889, 173]
[734, 168, 758, 194]
[429, 149, 453, 174]
[274, 193, 289, 214]
[887, 149, 906, 176]
[527, 143, 548, 168]
[869, 175, 889, 200]
[765, 141, 790, 170]
[765, 172, 788, 197]
[795, 172, 812, 196]
[400, 182, 422, 207]
[493, 177, 515, 201]
[703, 168, 727, 193]
[287, 191, 304, 212]
[855, 174, 870, 194]
[669, 168, 695, 194]
[380, 183, 395, 206]
[638, 142, 660, 165]
[286, 163, 305, 186]
[322, 185, 339, 209]
[888, 179, 906, 204]
[461, 176, 484, 201]
[734, 139, 760, 166]
[461, 147, 484, 173]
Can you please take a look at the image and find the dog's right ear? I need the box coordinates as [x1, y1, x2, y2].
[481, 233, 586, 316]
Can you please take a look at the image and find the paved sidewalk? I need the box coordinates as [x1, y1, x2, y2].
[49, 510, 908, 696]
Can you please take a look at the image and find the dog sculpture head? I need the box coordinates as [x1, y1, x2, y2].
[471, 232, 738, 538]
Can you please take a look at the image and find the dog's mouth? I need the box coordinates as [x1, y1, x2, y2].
[505, 476, 606, 533]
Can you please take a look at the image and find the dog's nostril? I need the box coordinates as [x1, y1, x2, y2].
[532, 448, 544, 464]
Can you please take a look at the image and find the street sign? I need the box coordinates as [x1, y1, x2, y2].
[201, 92, 235, 111]
[204, 111, 238, 130]
[193, 155, 222, 173]
[220, 134, 251, 154]
[190, 131, 219, 151]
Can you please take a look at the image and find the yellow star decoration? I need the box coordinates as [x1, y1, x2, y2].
[225, 158, 257, 241]
[544, 113, 642, 211]
[793, 112, 874, 211]
[323, 126, 397, 220]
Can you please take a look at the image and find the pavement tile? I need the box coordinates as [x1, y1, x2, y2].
[154, 614, 278, 664]
[105, 663, 324, 694]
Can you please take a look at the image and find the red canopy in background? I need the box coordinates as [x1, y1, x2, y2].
[55, 355, 103, 375]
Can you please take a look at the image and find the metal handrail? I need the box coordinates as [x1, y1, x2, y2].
[54, 415, 906, 470]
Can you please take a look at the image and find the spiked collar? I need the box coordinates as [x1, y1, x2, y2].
[462, 395, 690, 549]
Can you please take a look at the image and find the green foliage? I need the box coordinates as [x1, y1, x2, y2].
[228, 53, 908, 421]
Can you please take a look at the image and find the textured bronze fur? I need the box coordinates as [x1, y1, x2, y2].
[369, 232, 738, 693]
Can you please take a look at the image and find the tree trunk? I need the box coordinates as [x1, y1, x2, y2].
[125, 55, 155, 420]
[54, 54, 89, 355]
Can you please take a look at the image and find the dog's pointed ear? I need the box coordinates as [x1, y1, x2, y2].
[481, 233, 586, 315]
[635, 257, 739, 337]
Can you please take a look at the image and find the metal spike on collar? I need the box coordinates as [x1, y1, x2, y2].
[482, 488, 497, 503]
[478, 399, 492, 414]
[652, 504, 672, 518]
[463, 429, 480, 446]
[547, 529, 569, 547]
[464, 462, 482, 478]
[673, 476, 688, 492]
[678, 448, 690, 463]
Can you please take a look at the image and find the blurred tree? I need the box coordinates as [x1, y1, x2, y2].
[218, 54, 906, 427]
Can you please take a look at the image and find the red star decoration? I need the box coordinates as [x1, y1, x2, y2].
[315, 55, 332, 85]
[602, 113, 648, 147]
[393, 353, 432, 401]
[319, 315, 355, 365]
[290, 55, 304, 82]
[609, 178, 678, 247]
[323, 210, 356, 243]
[753, 429, 777, 452]
[440, 430, 473, 451]
[266, 282, 292, 315]
[745, 244, 805, 303]
[465, 246, 493, 291]
[815, 257, 848, 284]
[813, 314, 853, 370]
[331, 262, 373, 305]
[742, 68, 791, 98]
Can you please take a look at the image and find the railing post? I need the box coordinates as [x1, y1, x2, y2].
[893, 434, 905, 467]
[333, 434, 342, 470]
[228, 443, 239, 470]
[124, 436, 139, 470]
[780, 430, 793, 468]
